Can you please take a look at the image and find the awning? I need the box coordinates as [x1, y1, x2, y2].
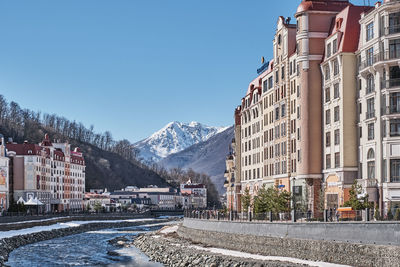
[25, 197, 44, 206]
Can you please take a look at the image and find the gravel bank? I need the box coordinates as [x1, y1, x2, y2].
[132, 226, 308, 267]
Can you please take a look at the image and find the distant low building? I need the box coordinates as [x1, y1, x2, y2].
[180, 180, 207, 209]
[83, 192, 110, 211]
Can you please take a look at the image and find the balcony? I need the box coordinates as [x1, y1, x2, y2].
[383, 105, 400, 115]
[357, 179, 377, 188]
[385, 25, 400, 36]
[360, 51, 400, 71]
[366, 110, 375, 119]
[381, 78, 400, 89]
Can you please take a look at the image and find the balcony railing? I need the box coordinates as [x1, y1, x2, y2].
[381, 78, 400, 89]
[359, 50, 400, 71]
[357, 179, 376, 188]
[383, 106, 400, 115]
[385, 25, 400, 35]
[366, 110, 375, 119]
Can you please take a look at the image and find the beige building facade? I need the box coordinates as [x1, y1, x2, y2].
[357, 0, 400, 214]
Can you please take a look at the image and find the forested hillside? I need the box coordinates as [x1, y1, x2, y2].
[0, 95, 170, 191]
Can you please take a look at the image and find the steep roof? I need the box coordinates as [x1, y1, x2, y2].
[297, 0, 351, 14]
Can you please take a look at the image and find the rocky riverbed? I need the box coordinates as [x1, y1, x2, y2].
[128, 225, 308, 267]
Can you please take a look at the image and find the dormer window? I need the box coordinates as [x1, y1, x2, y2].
[327, 43, 332, 58]
[332, 39, 337, 54]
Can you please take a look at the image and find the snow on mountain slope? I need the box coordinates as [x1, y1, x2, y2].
[134, 121, 228, 163]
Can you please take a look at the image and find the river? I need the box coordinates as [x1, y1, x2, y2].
[6, 222, 168, 267]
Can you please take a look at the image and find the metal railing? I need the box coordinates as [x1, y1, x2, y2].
[366, 110, 375, 119]
[383, 105, 400, 115]
[185, 209, 385, 222]
[359, 50, 400, 71]
[385, 25, 400, 35]
[381, 78, 400, 89]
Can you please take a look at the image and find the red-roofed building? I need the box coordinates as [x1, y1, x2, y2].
[179, 180, 207, 209]
[7, 134, 85, 212]
[320, 5, 371, 210]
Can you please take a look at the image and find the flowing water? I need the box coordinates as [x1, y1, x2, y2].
[6, 223, 167, 267]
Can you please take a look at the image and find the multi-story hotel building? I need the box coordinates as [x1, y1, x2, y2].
[7, 134, 85, 212]
[239, 60, 272, 206]
[0, 134, 9, 212]
[228, 0, 400, 214]
[321, 5, 370, 209]
[357, 0, 400, 214]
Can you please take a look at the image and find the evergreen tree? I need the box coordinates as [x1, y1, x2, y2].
[374, 204, 381, 221]
[343, 181, 372, 210]
[387, 205, 394, 220]
[241, 187, 252, 212]
[394, 208, 400, 221]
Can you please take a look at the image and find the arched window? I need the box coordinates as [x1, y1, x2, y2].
[366, 74, 374, 94]
[367, 148, 375, 179]
[367, 148, 375, 159]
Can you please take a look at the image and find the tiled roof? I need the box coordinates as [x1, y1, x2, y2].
[297, 0, 351, 14]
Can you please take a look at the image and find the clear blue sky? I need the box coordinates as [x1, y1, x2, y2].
[0, 0, 367, 142]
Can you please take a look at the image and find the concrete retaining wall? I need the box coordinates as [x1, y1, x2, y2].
[183, 218, 400, 246]
[179, 221, 400, 267]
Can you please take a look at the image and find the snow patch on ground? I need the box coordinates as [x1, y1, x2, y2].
[188, 245, 351, 267]
[159, 225, 178, 234]
[0, 218, 159, 240]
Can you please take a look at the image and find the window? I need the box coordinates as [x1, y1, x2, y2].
[325, 87, 330, 103]
[390, 120, 400, 136]
[334, 83, 339, 99]
[334, 129, 340, 145]
[390, 92, 400, 114]
[333, 60, 339, 76]
[325, 132, 331, 147]
[275, 107, 280, 120]
[281, 104, 286, 117]
[366, 74, 374, 94]
[275, 70, 279, 83]
[335, 152, 340, 168]
[391, 159, 400, 182]
[368, 123, 375, 140]
[334, 106, 339, 122]
[268, 77, 273, 89]
[326, 154, 331, 169]
[281, 66, 285, 80]
[366, 47, 374, 66]
[388, 12, 400, 35]
[367, 98, 375, 119]
[389, 39, 400, 59]
[332, 39, 337, 54]
[366, 22, 374, 41]
[325, 109, 331, 125]
[326, 43, 331, 58]
[367, 148, 375, 179]
[263, 80, 268, 93]
[324, 65, 330, 81]
[367, 161, 375, 179]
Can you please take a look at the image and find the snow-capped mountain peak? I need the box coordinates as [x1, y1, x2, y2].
[134, 121, 228, 163]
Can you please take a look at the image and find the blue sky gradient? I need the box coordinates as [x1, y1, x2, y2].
[0, 0, 367, 142]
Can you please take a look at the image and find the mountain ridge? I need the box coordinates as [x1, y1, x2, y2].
[134, 121, 228, 163]
[160, 126, 234, 194]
